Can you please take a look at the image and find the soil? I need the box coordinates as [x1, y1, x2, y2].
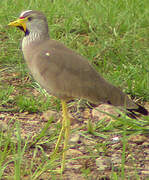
[0, 70, 149, 180]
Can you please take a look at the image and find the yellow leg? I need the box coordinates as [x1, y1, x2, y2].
[61, 100, 70, 173]
[54, 117, 65, 154]
[51, 100, 70, 173]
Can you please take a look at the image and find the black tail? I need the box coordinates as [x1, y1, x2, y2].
[127, 104, 148, 118]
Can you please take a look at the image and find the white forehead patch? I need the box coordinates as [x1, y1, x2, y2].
[20, 10, 33, 17]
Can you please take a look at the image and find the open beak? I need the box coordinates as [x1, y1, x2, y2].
[8, 18, 27, 32]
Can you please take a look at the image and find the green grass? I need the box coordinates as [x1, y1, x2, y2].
[0, 0, 149, 179]
[1, 0, 149, 100]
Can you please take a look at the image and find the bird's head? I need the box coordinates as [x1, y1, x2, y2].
[8, 10, 49, 36]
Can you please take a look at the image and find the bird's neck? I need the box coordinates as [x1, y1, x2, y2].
[22, 31, 49, 49]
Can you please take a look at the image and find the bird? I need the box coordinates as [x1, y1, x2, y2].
[8, 10, 148, 173]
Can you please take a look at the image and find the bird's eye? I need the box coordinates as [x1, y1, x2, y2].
[28, 17, 32, 21]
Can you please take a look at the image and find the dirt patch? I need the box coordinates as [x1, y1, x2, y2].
[0, 70, 149, 180]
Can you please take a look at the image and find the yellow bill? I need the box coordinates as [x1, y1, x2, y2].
[8, 18, 27, 32]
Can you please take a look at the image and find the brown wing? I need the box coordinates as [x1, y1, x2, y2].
[28, 39, 137, 109]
